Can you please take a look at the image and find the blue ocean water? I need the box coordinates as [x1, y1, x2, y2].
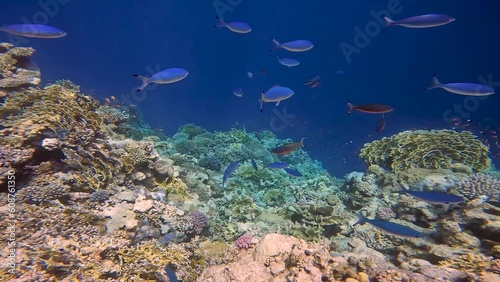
[1, 0, 499, 176]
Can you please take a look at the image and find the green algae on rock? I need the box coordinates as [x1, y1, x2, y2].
[359, 130, 491, 173]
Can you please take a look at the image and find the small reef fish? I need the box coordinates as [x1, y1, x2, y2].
[214, 17, 252, 33]
[304, 76, 321, 88]
[283, 167, 303, 177]
[222, 160, 240, 188]
[232, 88, 244, 97]
[383, 14, 455, 29]
[133, 68, 188, 92]
[251, 159, 258, 171]
[0, 24, 67, 38]
[271, 138, 304, 155]
[266, 162, 289, 169]
[425, 75, 495, 96]
[260, 85, 294, 112]
[247, 72, 253, 78]
[376, 114, 386, 133]
[270, 38, 314, 52]
[398, 190, 464, 204]
[347, 103, 393, 114]
[165, 264, 181, 282]
[277, 56, 300, 67]
[354, 212, 424, 239]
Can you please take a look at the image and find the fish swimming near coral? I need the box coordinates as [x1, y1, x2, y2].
[354, 212, 424, 238]
[214, 17, 252, 33]
[266, 162, 289, 169]
[270, 38, 314, 52]
[133, 68, 189, 92]
[424, 75, 495, 96]
[397, 190, 464, 204]
[222, 160, 240, 188]
[165, 264, 181, 282]
[271, 138, 304, 155]
[304, 76, 321, 88]
[260, 85, 294, 112]
[251, 159, 258, 171]
[383, 14, 455, 29]
[0, 24, 67, 38]
[347, 103, 393, 114]
[283, 167, 303, 177]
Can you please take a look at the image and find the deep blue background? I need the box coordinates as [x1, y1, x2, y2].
[1, 0, 499, 177]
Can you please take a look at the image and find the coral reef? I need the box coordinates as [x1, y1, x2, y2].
[359, 130, 491, 172]
[450, 173, 500, 201]
[0, 42, 41, 97]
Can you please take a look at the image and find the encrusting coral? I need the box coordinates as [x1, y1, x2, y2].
[359, 129, 491, 172]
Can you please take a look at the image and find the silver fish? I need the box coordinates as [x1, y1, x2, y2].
[215, 17, 251, 33]
[425, 75, 495, 96]
[384, 14, 455, 29]
[133, 68, 188, 92]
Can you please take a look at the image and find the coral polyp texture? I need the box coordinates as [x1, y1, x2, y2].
[359, 129, 491, 172]
[450, 173, 500, 201]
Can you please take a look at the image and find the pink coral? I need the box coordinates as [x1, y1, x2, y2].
[235, 234, 256, 249]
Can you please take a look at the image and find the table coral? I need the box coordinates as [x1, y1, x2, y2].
[359, 130, 491, 172]
[0, 42, 41, 96]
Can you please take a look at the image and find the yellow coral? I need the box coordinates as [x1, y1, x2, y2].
[359, 130, 490, 172]
[438, 253, 493, 273]
[159, 177, 189, 196]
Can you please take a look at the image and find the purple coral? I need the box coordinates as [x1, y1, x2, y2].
[235, 234, 256, 249]
[189, 210, 209, 234]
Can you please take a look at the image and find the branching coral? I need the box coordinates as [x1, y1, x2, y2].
[359, 130, 491, 172]
[0, 81, 121, 191]
[449, 174, 500, 200]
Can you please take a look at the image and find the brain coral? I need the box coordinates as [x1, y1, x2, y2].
[359, 130, 491, 172]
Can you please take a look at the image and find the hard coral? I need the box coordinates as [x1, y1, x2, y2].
[0, 80, 120, 191]
[359, 130, 490, 172]
[189, 210, 210, 234]
[449, 174, 500, 201]
[235, 234, 257, 249]
[0, 42, 40, 96]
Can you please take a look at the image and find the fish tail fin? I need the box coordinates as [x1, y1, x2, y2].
[132, 74, 149, 92]
[215, 16, 226, 28]
[347, 103, 355, 114]
[270, 38, 280, 51]
[383, 17, 395, 26]
[353, 212, 366, 226]
[424, 74, 441, 91]
[260, 92, 264, 112]
[299, 138, 305, 147]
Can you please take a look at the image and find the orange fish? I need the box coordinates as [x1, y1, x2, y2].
[111, 95, 116, 101]
[271, 138, 304, 155]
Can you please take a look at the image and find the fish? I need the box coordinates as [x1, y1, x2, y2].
[354, 212, 424, 239]
[266, 162, 289, 169]
[383, 14, 455, 29]
[347, 103, 393, 114]
[251, 159, 258, 171]
[222, 160, 240, 188]
[283, 167, 303, 177]
[0, 24, 67, 38]
[214, 17, 251, 33]
[270, 38, 314, 52]
[165, 264, 181, 282]
[277, 56, 300, 67]
[271, 138, 304, 155]
[304, 76, 321, 88]
[232, 88, 244, 97]
[260, 85, 294, 112]
[247, 72, 253, 78]
[376, 114, 386, 133]
[424, 75, 495, 96]
[397, 190, 464, 204]
[133, 68, 188, 92]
